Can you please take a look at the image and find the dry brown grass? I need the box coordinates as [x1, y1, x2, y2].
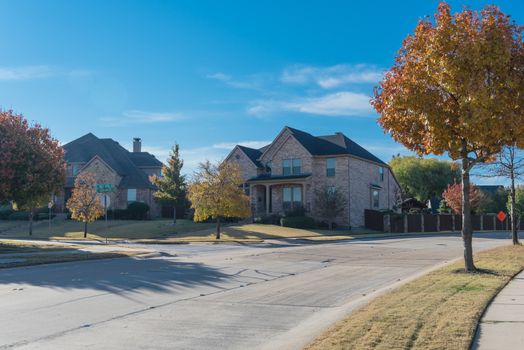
[0, 240, 147, 268]
[0, 251, 145, 268]
[306, 245, 524, 350]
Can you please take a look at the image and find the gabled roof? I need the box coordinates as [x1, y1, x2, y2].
[237, 145, 264, 168]
[63, 133, 161, 189]
[477, 185, 506, 194]
[265, 127, 387, 165]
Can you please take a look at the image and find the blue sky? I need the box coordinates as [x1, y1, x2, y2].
[1, 0, 523, 182]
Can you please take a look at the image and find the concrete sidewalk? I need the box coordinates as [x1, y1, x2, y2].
[473, 270, 524, 349]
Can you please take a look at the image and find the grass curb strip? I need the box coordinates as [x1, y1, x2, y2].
[305, 245, 524, 350]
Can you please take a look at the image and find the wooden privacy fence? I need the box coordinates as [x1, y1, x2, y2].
[365, 209, 517, 233]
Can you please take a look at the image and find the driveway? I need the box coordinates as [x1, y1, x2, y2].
[0, 232, 513, 349]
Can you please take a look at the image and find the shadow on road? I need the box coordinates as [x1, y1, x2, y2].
[0, 257, 231, 294]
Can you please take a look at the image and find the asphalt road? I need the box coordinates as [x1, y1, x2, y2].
[0, 232, 514, 350]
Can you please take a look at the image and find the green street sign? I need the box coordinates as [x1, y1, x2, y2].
[96, 183, 113, 193]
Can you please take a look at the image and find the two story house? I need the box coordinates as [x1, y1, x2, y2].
[55, 133, 163, 217]
[225, 126, 400, 228]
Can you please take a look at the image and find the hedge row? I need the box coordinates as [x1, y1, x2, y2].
[106, 202, 150, 220]
[280, 216, 317, 229]
[3, 211, 56, 221]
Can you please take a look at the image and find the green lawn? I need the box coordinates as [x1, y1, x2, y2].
[1, 218, 455, 243]
[0, 219, 216, 241]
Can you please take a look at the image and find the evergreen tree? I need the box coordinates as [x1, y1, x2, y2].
[150, 143, 188, 223]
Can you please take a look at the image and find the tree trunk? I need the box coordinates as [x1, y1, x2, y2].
[173, 206, 177, 225]
[461, 157, 476, 272]
[29, 209, 33, 236]
[84, 221, 88, 238]
[510, 172, 520, 245]
[216, 217, 221, 239]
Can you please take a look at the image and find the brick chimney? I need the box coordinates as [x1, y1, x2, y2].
[133, 137, 142, 153]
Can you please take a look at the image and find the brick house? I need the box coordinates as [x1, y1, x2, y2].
[225, 126, 401, 228]
[55, 133, 163, 217]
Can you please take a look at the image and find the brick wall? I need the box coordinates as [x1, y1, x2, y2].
[227, 147, 260, 181]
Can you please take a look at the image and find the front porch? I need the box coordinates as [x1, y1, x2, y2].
[246, 174, 312, 216]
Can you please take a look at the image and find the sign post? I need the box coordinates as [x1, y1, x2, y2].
[47, 201, 53, 236]
[96, 184, 113, 244]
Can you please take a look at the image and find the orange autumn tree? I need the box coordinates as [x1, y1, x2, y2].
[188, 161, 251, 239]
[66, 172, 104, 238]
[372, 3, 524, 271]
[442, 182, 482, 215]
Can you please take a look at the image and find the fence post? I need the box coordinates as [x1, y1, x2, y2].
[404, 215, 408, 233]
[493, 215, 496, 231]
[452, 215, 455, 232]
[421, 214, 425, 232]
[436, 215, 440, 232]
[383, 214, 391, 233]
[480, 215, 483, 231]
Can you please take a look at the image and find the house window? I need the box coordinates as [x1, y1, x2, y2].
[326, 158, 336, 177]
[283, 159, 301, 176]
[283, 159, 292, 176]
[327, 186, 336, 194]
[292, 159, 301, 175]
[372, 189, 380, 208]
[283, 186, 302, 210]
[67, 164, 81, 177]
[127, 189, 137, 203]
[379, 167, 385, 182]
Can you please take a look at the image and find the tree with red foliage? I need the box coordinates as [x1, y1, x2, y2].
[442, 182, 482, 215]
[0, 110, 66, 234]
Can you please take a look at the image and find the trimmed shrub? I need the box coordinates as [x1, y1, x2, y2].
[8, 211, 31, 221]
[316, 221, 338, 230]
[281, 216, 316, 229]
[285, 206, 306, 217]
[127, 202, 150, 220]
[0, 208, 15, 220]
[255, 214, 282, 225]
[37, 213, 56, 220]
[107, 209, 129, 220]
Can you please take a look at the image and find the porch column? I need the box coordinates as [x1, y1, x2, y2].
[302, 184, 306, 211]
[265, 185, 270, 214]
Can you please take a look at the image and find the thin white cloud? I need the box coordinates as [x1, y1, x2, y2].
[141, 146, 172, 161]
[0, 65, 94, 81]
[180, 140, 270, 175]
[0, 65, 55, 81]
[100, 110, 186, 127]
[281, 64, 383, 89]
[206, 71, 262, 90]
[212, 140, 271, 150]
[248, 91, 373, 117]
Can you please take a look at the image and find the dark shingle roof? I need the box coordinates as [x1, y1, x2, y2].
[63, 133, 161, 189]
[238, 145, 264, 167]
[232, 127, 387, 169]
[477, 185, 506, 194]
[289, 127, 387, 165]
[128, 152, 163, 167]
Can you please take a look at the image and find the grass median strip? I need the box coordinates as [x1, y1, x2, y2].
[305, 245, 524, 350]
[0, 241, 147, 268]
